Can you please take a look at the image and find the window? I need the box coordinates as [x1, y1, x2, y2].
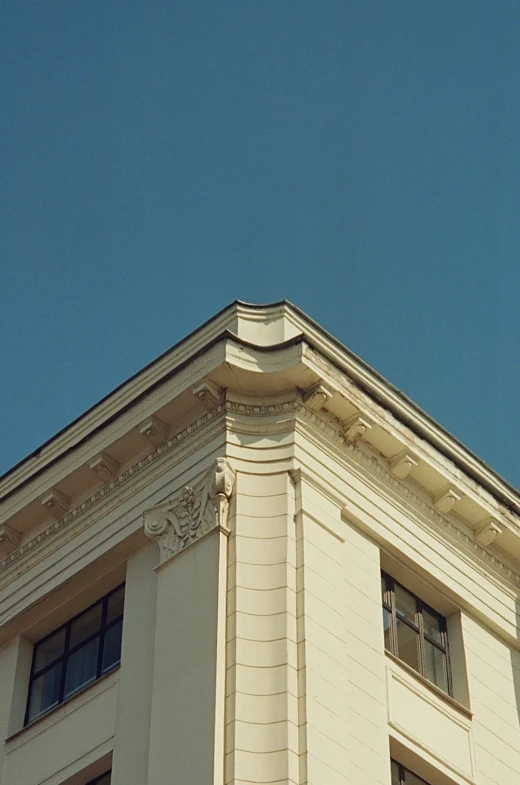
[87, 774, 111, 785]
[382, 571, 450, 694]
[25, 585, 125, 725]
[391, 760, 430, 785]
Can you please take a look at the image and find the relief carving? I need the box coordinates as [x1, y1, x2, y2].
[143, 458, 235, 563]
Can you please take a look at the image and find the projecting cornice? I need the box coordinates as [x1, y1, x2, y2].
[2, 300, 520, 582]
[1, 395, 518, 593]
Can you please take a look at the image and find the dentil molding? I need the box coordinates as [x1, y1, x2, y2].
[143, 458, 235, 563]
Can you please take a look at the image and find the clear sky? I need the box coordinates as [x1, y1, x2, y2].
[1, 2, 519, 489]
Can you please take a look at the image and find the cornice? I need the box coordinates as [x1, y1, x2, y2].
[2, 395, 518, 593]
[0, 405, 226, 575]
[293, 402, 520, 589]
[301, 344, 520, 520]
[3, 298, 520, 534]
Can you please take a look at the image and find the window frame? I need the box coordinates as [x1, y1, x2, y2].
[382, 571, 452, 695]
[391, 759, 430, 785]
[24, 584, 125, 726]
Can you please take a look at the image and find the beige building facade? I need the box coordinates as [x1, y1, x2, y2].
[1, 300, 520, 785]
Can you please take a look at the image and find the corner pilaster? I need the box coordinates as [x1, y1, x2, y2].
[144, 458, 234, 785]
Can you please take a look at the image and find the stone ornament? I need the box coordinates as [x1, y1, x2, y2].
[138, 415, 169, 447]
[475, 519, 502, 547]
[191, 379, 224, 409]
[433, 486, 462, 514]
[143, 458, 235, 563]
[389, 451, 419, 480]
[342, 414, 373, 445]
[0, 524, 22, 557]
[41, 489, 70, 519]
[302, 381, 334, 412]
[89, 452, 120, 483]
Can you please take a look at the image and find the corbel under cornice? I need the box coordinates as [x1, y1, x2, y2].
[191, 379, 224, 409]
[302, 381, 334, 412]
[342, 413, 373, 445]
[433, 486, 462, 515]
[389, 452, 419, 480]
[89, 452, 120, 483]
[0, 524, 21, 557]
[41, 489, 70, 520]
[138, 415, 169, 447]
[475, 519, 502, 548]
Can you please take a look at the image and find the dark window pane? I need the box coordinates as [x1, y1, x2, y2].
[102, 619, 123, 673]
[424, 640, 448, 692]
[381, 574, 388, 602]
[27, 663, 62, 722]
[107, 586, 125, 623]
[70, 603, 102, 649]
[34, 628, 66, 672]
[383, 608, 392, 651]
[391, 760, 401, 785]
[423, 608, 443, 644]
[395, 584, 417, 626]
[396, 620, 420, 672]
[64, 637, 99, 699]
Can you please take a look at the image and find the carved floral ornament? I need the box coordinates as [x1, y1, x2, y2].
[143, 458, 235, 563]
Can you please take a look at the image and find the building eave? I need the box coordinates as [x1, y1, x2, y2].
[1, 299, 519, 522]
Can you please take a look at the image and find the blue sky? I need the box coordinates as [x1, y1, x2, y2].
[1, 2, 519, 488]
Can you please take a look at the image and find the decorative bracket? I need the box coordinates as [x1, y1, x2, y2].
[41, 489, 70, 519]
[433, 486, 462, 514]
[342, 413, 373, 445]
[89, 452, 120, 483]
[138, 415, 169, 447]
[0, 524, 22, 557]
[192, 379, 224, 409]
[143, 458, 235, 564]
[475, 519, 502, 547]
[389, 451, 418, 480]
[302, 381, 334, 412]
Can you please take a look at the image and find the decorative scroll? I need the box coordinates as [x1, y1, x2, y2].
[143, 458, 235, 563]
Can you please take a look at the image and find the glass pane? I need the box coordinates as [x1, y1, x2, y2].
[391, 760, 401, 785]
[383, 607, 392, 651]
[396, 620, 420, 672]
[424, 639, 449, 693]
[69, 603, 102, 649]
[395, 584, 417, 626]
[106, 586, 125, 623]
[64, 637, 99, 699]
[102, 619, 123, 673]
[423, 608, 443, 643]
[34, 628, 66, 672]
[381, 574, 387, 602]
[27, 662, 62, 722]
